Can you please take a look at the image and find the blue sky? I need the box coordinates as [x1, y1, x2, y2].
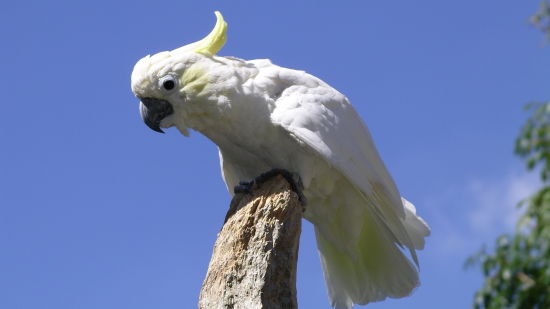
[1, 1, 549, 308]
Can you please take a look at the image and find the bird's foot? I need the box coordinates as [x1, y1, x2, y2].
[233, 180, 254, 195]
[233, 168, 307, 207]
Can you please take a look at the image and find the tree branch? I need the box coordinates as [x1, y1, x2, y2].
[199, 175, 302, 309]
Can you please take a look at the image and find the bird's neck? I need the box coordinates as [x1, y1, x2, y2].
[183, 58, 269, 139]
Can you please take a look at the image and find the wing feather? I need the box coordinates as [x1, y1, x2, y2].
[270, 80, 417, 256]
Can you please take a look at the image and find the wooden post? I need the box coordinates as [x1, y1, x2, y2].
[198, 174, 302, 309]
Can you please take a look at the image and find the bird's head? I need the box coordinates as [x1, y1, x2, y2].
[131, 11, 228, 135]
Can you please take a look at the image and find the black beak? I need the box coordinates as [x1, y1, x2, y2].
[139, 97, 174, 133]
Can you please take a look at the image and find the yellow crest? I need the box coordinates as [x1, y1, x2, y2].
[172, 11, 227, 56]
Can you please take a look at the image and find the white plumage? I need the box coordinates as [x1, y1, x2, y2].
[131, 12, 430, 309]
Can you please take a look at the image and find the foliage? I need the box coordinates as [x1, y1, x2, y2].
[531, 0, 550, 40]
[466, 4, 550, 308]
[466, 102, 550, 308]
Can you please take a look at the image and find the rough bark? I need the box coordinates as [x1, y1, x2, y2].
[198, 175, 302, 309]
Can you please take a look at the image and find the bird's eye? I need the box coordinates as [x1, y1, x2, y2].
[163, 79, 175, 90]
[159, 76, 177, 91]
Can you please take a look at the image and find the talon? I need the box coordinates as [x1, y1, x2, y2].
[234, 180, 254, 195]
[234, 169, 307, 207]
[256, 168, 307, 206]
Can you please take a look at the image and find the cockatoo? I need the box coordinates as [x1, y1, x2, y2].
[131, 11, 430, 309]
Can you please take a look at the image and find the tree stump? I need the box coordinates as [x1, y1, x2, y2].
[198, 174, 302, 309]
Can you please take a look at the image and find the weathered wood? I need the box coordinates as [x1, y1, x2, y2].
[198, 175, 302, 309]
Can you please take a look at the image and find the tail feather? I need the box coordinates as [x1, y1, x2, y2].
[401, 198, 431, 250]
[315, 198, 430, 308]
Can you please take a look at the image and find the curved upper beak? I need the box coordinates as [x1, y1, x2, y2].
[139, 97, 174, 133]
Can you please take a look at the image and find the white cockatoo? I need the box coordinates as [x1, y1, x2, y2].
[131, 12, 430, 309]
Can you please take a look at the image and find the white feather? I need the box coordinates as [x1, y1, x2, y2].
[132, 51, 430, 308]
[216, 63, 431, 308]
